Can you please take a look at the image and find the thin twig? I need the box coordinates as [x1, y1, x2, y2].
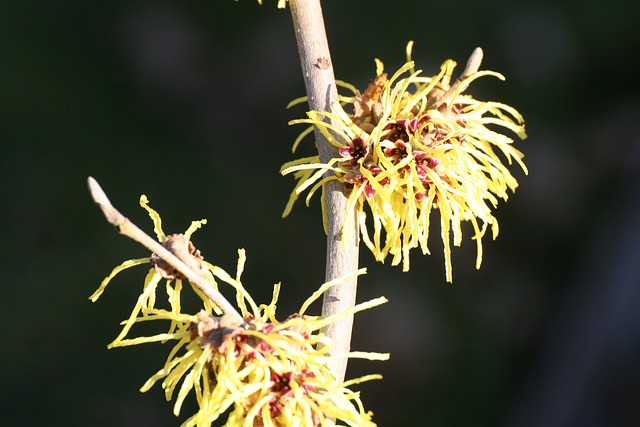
[87, 176, 246, 328]
[435, 47, 484, 107]
[289, 0, 360, 382]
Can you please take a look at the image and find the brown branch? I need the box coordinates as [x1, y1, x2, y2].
[289, 0, 360, 383]
[87, 176, 246, 329]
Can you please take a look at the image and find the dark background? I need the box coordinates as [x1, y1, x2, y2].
[2, 0, 640, 426]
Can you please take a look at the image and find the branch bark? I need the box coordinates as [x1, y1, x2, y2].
[289, 0, 359, 383]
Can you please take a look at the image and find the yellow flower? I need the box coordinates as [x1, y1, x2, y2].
[281, 42, 527, 282]
[91, 198, 388, 426]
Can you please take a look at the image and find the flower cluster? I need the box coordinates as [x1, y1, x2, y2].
[90, 196, 387, 427]
[281, 42, 527, 282]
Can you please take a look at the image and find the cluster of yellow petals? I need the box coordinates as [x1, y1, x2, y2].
[91, 197, 387, 426]
[281, 43, 527, 282]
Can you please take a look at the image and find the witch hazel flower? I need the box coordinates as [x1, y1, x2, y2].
[91, 197, 388, 427]
[167, 274, 387, 427]
[281, 42, 527, 282]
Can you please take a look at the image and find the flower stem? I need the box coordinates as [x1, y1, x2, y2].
[87, 176, 246, 329]
[289, 0, 360, 382]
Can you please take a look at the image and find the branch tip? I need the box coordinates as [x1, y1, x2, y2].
[435, 47, 485, 108]
[87, 176, 124, 227]
[461, 47, 484, 79]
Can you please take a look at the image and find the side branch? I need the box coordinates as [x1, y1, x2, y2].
[87, 177, 246, 328]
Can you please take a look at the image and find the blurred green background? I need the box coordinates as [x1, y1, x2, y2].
[2, 0, 640, 426]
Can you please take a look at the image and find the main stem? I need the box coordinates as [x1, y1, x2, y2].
[289, 0, 359, 383]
